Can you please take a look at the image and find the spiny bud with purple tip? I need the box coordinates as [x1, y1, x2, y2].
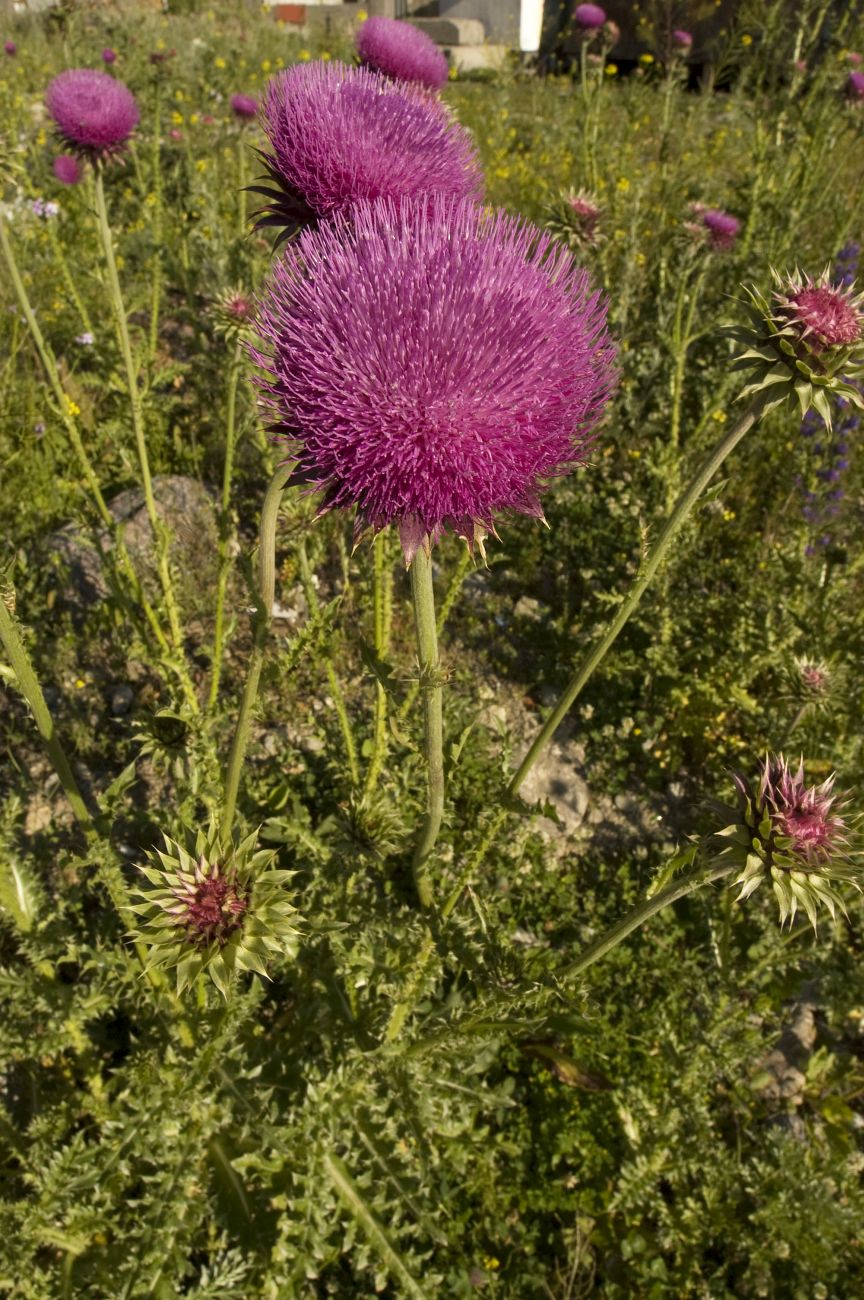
[4, 39, 16, 56]
[102, 47, 116, 64]
[213, 285, 255, 339]
[230, 92, 258, 121]
[685, 202, 740, 251]
[45, 68, 139, 162]
[730, 269, 864, 425]
[252, 61, 481, 242]
[672, 30, 693, 50]
[128, 822, 300, 997]
[545, 188, 603, 251]
[53, 154, 81, 185]
[710, 755, 858, 928]
[253, 194, 616, 564]
[574, 4, 606, 32]
[357, 15, 449, 92]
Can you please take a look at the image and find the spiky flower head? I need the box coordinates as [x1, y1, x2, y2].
[254, 194, 616, 563]
[574, 4, 606, 31]
[53, 154, 80, 185]
[128, 822, 300, 996]
[102, 47, 116, 64]
[673, 29, 693, 49]
[253, 61, 481, 242]
[711, 755, 858, 927]
[847, 70, 864, 100]
[357, 16, 449, 92]
[4, 40, 16, 56]
[45, 68, 139, 161]
[213, 286, 255, 340]
[729, 269, 864, 425]
[230, 92, 258, 120]
[545, 188, 603, 251]
[685, 203, 740, 251]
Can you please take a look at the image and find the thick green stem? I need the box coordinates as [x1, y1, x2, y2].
[398, 544, 470, 724]
[509, 404, 760, 796]
[410, 547, 444, 909]
[363, 530, 392, 799]
[94, 168, 188, 674]
[297, 538, 360, 787]
[148, 81, 163, 362]
[0, 593, 96, 833]
[221, 464, 293, 835]
[207, 343, 244, 712]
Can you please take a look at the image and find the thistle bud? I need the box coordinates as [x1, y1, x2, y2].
[212, 286, 255, 340]
[710, 755, 859, 928]
[729, 269, 864, 426]
[545, 189, 603, 250]
[128, 822, 300, 996]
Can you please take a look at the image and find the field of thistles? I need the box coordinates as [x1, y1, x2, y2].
[2, 1, 864, 1295]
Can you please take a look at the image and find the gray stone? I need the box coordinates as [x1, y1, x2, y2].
[109, 684, 135, 716]
[438, 0, 520, 44]
[408, 16, 486, 45]
[520, 740, 589, 836]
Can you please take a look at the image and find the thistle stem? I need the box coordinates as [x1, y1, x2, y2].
[47, 220, 93, 337]
[93, 168, 189, 681]
[221, 463, 293, 835]
[207, 341, 244, 712]
[410, 546, 444, 909]
[509, 404, 760, 796]
[363, 529, 393, 800]
[148, 80, 164, 363]
[296, 538, 360, 787]
[0, 592, 97, 834]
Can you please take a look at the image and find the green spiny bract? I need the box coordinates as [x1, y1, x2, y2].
[728, 269, 864, 427]
[127, 821, 301, 996]
[710, 754, 859, 928]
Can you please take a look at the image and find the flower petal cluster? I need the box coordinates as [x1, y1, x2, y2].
[230, 92, 258, 120]
[357, 16, 449, 92]
[128, 822, 300, 996]
[711, 755, 858, 927]
[686, 203, 739, 251]
[45, 68, 139, 160]
[574, 4, 606, 30]
[253, 61, 481, 241]
[53, 153, 81, 185]
[545, 188, 603, 251]
[729, 269, 864, 425]
[254, 194, 616, 561]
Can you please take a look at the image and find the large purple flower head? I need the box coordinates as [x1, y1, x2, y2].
[357, 16, 449, 92]
[254, 195, 616, 561]
[45, 68, 139, 161]
[254, 62, 481, 241]
[53, 153, 81, 185]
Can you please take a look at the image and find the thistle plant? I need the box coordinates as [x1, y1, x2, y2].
[128, 822, 300, 996]
[356, 15, 449, 92]
[710, 755, 859, 927]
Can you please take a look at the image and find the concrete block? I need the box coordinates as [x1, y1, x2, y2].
[407, 17, 486, 47]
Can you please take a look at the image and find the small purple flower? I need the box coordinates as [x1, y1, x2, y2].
[672, 29, 693, 49]
[356, 16, 449, 92]
[53, 154, 81, 185]
[846, 70, 864, 100]
[255, 61, 482, 238]
[4, 40, 15, 57]
[30, 198, 59, 219]
[102, 47, 116, 64]
[687, 204, 740, 251]
[254, 194, 616, 561]
[45, 68, 139, 161]
[230, 92, 258, 120]
[574, 4, 606, 31]
[75, 331, 94, 346]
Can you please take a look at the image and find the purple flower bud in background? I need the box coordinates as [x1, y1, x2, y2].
[4, 40, 16, 56]
[672, 30, 693, 49]
[793, 59, 807, 74]
[686, 204, 740, 251]
[102, 48, 116, 64]
[849, 52, 863, 66]
[254, 194, 616, 562]
[255, 61, 482, 237]
[357, 15, 449, 92]
[230, 93, 258, 120]
[846, 70, 864, 100]
[574, 4, 607, 31]
[45, 68, 139, 160]
[53, 153, 81, 185]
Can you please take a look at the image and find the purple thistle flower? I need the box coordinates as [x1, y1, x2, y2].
[356, 16, 449, 92]
[4, 40, 16, 57]
[754, 756, 848, 870]
[165, 857, 249, 950]
[672, 29, 693, 49]
[53, 153, 81, 185]
[692, 206, 740, 251]
[779, 280, 862, 352]
[45, 68, 139, 161]
[230, 92, 258, 120]
[102, 47, 116, 64]
[574, 4, 606, 30]
[847, 70, 864, 100]
[254, 61, 481, 239]
[254, 195, 616, 562]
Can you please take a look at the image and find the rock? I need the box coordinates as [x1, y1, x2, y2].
[513, 595, 543, 621]
[48, 475, 219, 615]
[520, 739, 589, 836]
[109, 684, 135, 716]
[755, 984, 819, 1109]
